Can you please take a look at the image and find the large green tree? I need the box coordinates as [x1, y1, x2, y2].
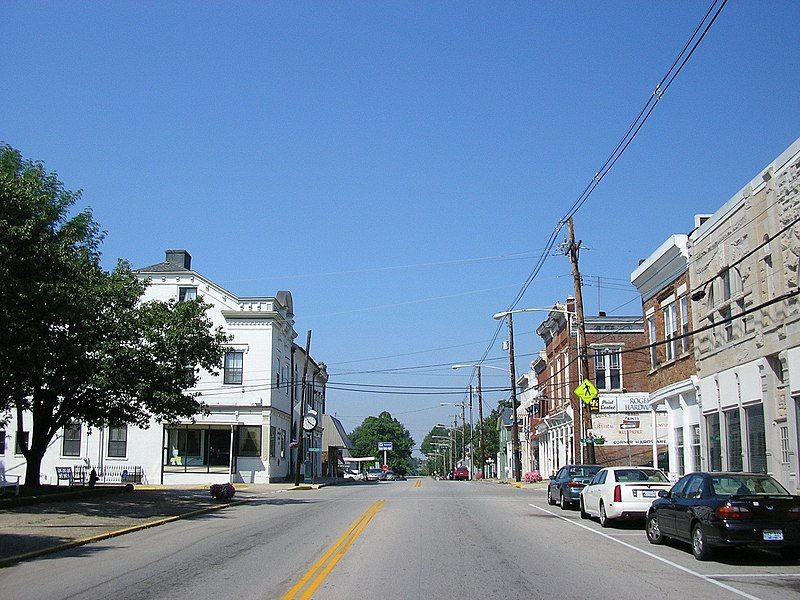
[349, 411, 414, 475]
[0, 144, 228, 487]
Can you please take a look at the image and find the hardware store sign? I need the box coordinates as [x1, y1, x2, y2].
[598, 393, 651, 413]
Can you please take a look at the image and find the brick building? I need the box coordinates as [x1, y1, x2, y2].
[631, 230, 701, 480]
[536, 299, 657, 475]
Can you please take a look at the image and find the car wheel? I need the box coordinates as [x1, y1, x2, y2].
[646, 513, 665, 545]
[780, 547, 800, 562]
[580, 499, 590, 520]
[691, 524, 713, 561]
[599, 502, 613, 528]
[560, 492, 569, 510]
[547, 487, 556, 506]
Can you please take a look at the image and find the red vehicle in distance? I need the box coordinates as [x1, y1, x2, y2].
[453, 466, 470, 481]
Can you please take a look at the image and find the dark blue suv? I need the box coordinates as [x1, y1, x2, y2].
[548, 464, 603, 510]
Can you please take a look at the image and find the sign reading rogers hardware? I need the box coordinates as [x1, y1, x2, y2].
[598, 393, 651, 413]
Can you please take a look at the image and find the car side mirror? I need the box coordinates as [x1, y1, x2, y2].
[549, 475, 555, 480]
[658, 490, 670, 499]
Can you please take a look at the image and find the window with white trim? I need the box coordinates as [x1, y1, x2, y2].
[15, 431, 28, 455]
[679, 296, 690, 353]
[663, 302, 678, 361]
[62, 422, 81, 457]
[647, 316, 658, 369]
[179, 287, 197, 301]
[108, 425, 128, 458]
[224, 351, 243, 385]
[675, 426, 685, 475]
[594, 348, 621, 391]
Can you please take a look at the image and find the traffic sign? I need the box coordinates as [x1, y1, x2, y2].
[378, 441, 393, 451]
[307, 447, 322, 452]
[620, 419, 640, 430]
[381, 464, 389, 471]
[574, 379, 598, 404]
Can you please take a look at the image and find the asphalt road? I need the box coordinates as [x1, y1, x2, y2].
[1, 479, 799, 600]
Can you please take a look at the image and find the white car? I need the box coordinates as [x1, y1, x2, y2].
[343, 469, 364, 480]
[580, 467, 672, 527]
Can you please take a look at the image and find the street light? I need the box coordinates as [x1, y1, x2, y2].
[493, 305, 587, 478]
[440, 400, 469, 475]
[451, 363, 511, 480]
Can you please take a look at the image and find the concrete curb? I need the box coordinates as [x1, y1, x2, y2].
[0, 498, 249, 568]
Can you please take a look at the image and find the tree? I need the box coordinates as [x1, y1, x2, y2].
[481, 404, 506, 464]
[420, 425, 450, 475]
[0, 144, 228, 487]
[348, 411, 414, 475]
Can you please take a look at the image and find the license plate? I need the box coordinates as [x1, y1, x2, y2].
[763, 529, 784, 541]
[642, 490, 656, 498]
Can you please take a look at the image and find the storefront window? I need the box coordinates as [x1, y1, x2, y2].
[706, 413, 721, 471]
[691, 424, 701, 471]
[745, 404, 767, 473]
[675, 427, 685, 475]
[238, 425, 261, 457]
[725, 409, 742, 471]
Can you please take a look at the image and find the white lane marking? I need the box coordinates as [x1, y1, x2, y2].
[605, 533, 646, 536]
[529, 503, 761, 600]
[706, 574, 800, 578]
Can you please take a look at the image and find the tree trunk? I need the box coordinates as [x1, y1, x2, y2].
[24, 448, 44, 488]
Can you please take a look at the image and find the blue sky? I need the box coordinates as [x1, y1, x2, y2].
[3, 2, 799, 453]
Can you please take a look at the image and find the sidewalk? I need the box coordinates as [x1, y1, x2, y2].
[0, 482, 320, 567]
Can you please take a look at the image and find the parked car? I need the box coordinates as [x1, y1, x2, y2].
[366, 468, 383, 481]
[343, 469, 365, 480]
[580, 467, 672, 527]
[395, 473, 407, 481]
[453, 466, 470, 481]
[547, 464, 603, 509]
[646, 472, 800, 561]
[385, 470, 396, 481]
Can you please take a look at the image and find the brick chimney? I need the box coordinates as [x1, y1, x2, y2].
[165, 249, 192, 270]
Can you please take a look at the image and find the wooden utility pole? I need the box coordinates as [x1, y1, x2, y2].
[476, 367, 486, 478]
[566, 217, 595, 464]
[506, 313, 522, 482]
[460, 402, 466, 466]
[294, 330, 312, 486]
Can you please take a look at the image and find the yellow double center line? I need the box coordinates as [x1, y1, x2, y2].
[282, 499, 385, 600]
[414, 479, 422, 488]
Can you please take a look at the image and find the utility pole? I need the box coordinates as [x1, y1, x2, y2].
[294, 330, 312, 486]
[468, 385, 474, 479]
[477, 367, 486, 478]
[461, 402, 466, 467]
[506, 313, 522, 482]
[566, 217, 595, 464]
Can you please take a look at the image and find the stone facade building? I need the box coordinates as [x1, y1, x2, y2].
[689, 137, 800, 493]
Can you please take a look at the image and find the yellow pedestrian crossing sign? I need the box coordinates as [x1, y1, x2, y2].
[575, 379, 598, 404]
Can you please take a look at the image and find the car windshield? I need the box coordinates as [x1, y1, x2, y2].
[614, 469, 668, 483]
[711, 475, 790, 496]
[567, 466, 600, 477]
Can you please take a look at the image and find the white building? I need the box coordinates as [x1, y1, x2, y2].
[1, 250, 326, 485]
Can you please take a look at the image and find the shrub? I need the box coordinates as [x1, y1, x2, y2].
[209, 483, 236, 500]
[523, 471, 542, 483]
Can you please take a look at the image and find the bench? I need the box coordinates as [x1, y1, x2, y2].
[0, 470, 21, 496]
[56, 466, 74, 486]
[121, 466, 143, 485]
